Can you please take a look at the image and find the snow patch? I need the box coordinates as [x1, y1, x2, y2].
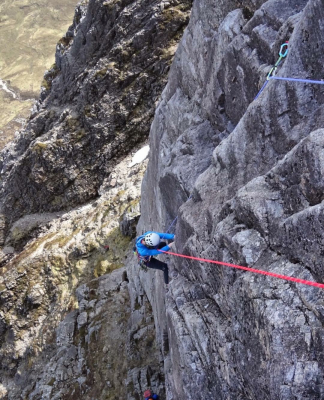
[128, 145, 149, 167]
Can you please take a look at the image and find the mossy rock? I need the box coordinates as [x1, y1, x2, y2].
[41, 78, 51, 91]
[33, 142, 48, 154]
[94, 68, 108, 78]
[58, 36, 73, 47]
[47, 378, 56, 386]
[66, 117, 80, 129]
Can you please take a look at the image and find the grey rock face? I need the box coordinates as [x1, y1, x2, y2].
[0, 0, 192, 234]
[138, 0, 324, 398]
[20, 269, 164, 400]
[120, 200, 141, 238]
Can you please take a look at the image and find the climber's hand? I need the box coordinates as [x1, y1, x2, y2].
[168, 242, 175, 250]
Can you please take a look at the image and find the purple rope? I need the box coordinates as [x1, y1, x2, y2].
[254, 80, 269, 101]
[166, 216, 178, 233]
[166, 194, 192, 233]
[269, 76, 324, 85]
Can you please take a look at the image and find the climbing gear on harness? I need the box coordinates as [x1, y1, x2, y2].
[143, 389, 159, 400]
[133, 245, 150, 270]
[158, 249, 324, 289]
[254, 41, 289, 100]
[144, 232, 160, 246]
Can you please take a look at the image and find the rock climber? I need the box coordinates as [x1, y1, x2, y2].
[134, 231, 175, 284]
[143, 389, 159, 400]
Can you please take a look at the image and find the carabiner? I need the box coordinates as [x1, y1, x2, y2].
[279, 42, 289, 58]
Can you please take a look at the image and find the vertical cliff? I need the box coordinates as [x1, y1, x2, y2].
[138, 0, 324, 398]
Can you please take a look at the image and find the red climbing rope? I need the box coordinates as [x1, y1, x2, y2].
[159, 250, 324, 289]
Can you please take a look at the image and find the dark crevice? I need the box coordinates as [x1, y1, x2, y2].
[122, 270, 129, 282]
[242, 7, 254, 21]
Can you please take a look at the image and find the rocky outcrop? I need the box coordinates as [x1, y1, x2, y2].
[138, 0, 324, 398]
[0, 0, 192, 233]
[0, 147, 156, 400]
[19, 268, 165, 400]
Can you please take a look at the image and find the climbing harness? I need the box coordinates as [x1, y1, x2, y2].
[133, 246, 150, 271]
[133, 236, 151, 271]
[159, 250, 324, 289]
[254, 42, 289, 100]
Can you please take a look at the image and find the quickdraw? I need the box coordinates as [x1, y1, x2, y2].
[266, 42, 289, 80]
[254, 41, 289, 101]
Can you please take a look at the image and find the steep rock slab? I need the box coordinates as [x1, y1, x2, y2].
[138, 0, 324, 398]
[0, 0, 192, 234]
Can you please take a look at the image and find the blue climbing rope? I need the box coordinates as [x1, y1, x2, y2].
[254, 80, 269, 100]
[269, 76, 324, 85]
[166, 193, 192, 233]
[166, 215, 178, 234]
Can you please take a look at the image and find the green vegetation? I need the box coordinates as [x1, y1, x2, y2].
[33, 141, 48, 154]
[0, 0, 77, 149]
[58, 36, 73, 47]
[47, 378, 56, 386]
[93, 227, 131, 277]
[94, 68, 108, 78]
[41, 78, 51, 91]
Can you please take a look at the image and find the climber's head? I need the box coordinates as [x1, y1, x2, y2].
[144, 233, 160, 247]
[144, 389, 152, 398]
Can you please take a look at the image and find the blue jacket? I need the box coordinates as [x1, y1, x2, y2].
[145, 395, 158, 400]
[136, 231, 174, 257]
